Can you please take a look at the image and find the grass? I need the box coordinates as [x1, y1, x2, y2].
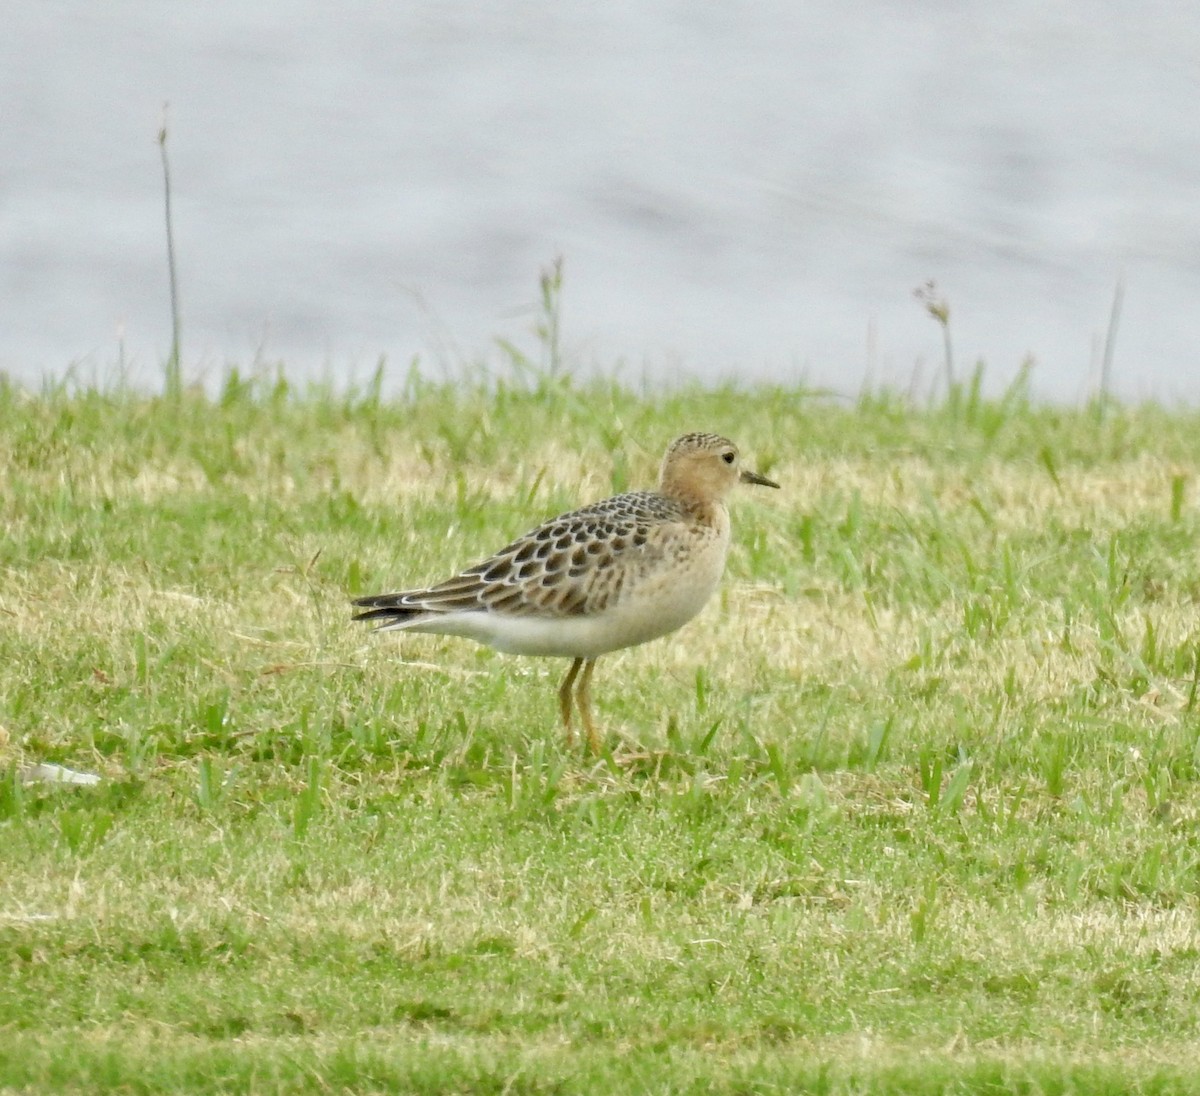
[4, 365, 1200, 1092]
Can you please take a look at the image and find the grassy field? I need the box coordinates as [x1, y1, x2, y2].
[4, 366, 1200, 1093]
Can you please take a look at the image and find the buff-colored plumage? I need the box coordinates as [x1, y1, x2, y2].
[354, 433, 778, 752]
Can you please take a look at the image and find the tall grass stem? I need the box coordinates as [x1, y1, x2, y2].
[158, 104, 182, 399]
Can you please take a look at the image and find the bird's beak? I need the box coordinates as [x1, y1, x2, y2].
[740, 468, 780, 489]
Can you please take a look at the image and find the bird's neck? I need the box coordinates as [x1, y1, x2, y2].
[674, 495, 729, 531]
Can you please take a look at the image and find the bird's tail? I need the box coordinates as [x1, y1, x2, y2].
[351, 593, 423, 629]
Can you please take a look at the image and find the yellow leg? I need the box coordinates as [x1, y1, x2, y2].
[558, 657, 584, 746]
[575, 658, 600, 755]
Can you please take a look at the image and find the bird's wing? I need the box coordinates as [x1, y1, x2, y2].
[355, 491, 689, 621]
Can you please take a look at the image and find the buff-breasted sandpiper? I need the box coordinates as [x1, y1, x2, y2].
[353, 432, 779, 753]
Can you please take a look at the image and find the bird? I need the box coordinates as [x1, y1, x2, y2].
[352, 432, 779, 753]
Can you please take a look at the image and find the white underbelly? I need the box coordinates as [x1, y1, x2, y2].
[488, 579, 717, 657]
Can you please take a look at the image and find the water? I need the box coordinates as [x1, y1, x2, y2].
[3, 1, 1199, 401]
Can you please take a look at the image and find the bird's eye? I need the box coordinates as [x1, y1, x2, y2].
[721, 451, 735, 464]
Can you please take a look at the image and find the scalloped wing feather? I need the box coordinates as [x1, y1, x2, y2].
[358, 491, 693, 623]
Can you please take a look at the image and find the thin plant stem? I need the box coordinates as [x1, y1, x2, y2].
[1098, 275, 1124, 409]
[159, 104, 182, 398]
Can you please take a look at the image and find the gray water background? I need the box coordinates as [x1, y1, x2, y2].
[3, 2, 1199, 402]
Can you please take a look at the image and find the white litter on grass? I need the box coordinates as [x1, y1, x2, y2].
[18, 763, 102, 786]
